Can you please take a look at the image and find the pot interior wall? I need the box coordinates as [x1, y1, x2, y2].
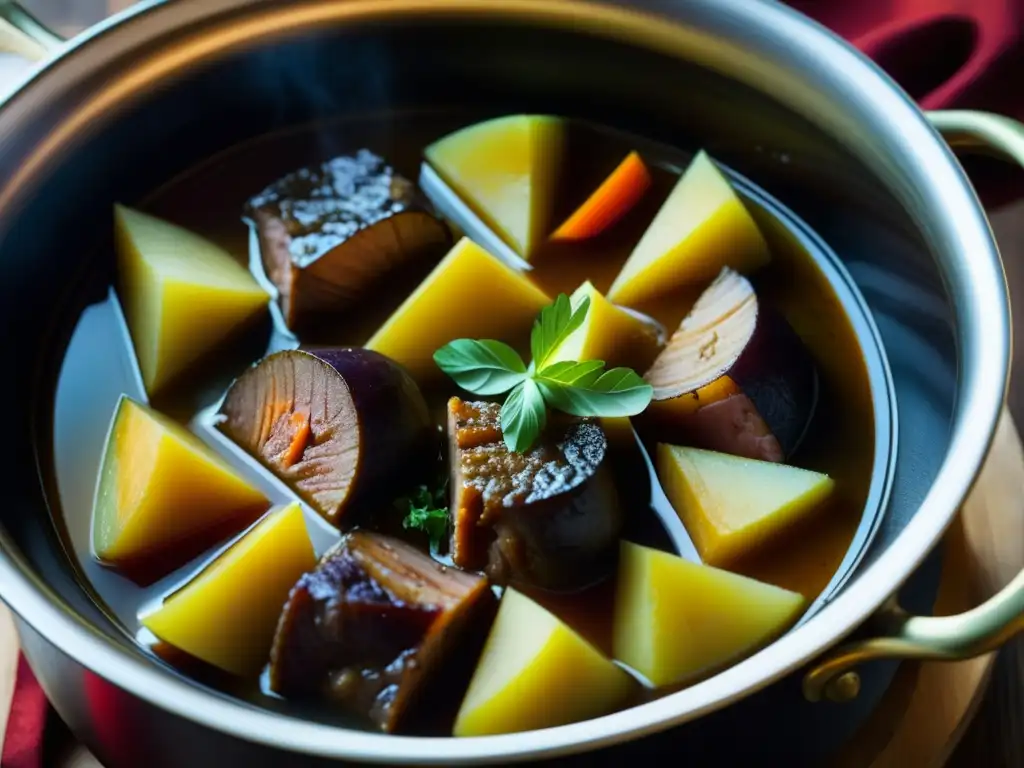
[2, 7, 956, 724]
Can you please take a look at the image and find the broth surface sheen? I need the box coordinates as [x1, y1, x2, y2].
[51, 110, 876, 733]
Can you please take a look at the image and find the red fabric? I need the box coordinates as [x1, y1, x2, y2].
[4, 1, 1024, 764]
[790, 0, 1022, 111]
[2, 658, 46, 768]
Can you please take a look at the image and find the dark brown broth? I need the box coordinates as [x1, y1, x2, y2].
[50, 110, 874, 731]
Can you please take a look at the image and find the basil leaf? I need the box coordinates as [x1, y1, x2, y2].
[530, 293, 591, 372]
[432, 293, 654, 454]
[537, 363, 653, 417]
[500, 379, 547, 452]
[433, 338, 527, 395]
[538, 359, 605, 385]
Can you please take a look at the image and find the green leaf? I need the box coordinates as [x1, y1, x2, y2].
[529, 293, 591, 372]
[403, 506, 448, 552]
[500, 379, 547, 452]
[400, 484, 449, 553]
[536, 363, 653, 417]
[431, 293, 655, 455]
[433, 338, 527, 395]
[538, 359, 605, 385]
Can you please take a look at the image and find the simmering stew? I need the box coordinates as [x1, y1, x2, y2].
[53, 112, 875, 737]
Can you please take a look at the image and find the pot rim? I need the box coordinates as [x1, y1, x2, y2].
[0, 0, 1009, 763]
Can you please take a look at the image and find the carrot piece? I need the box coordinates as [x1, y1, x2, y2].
[279, 411, 311, 468]
[551, 151, 652, 241]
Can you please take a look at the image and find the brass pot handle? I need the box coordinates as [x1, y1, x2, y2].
[0, 1, 62, 62]
[804, 109, 1024, 703]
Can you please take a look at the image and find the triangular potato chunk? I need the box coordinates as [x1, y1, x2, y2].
[547, 280, 662, 372]
[365, 237, 550, 380]
[425, 115, 563, 259]
[92, 397, 269, 584]
[115, 204, 269, 395]
[606, 152, 770, 307]
[454, 587, 632, 736]
[141, 502, 316, 676]
[613, 541, 805, 687]
[657, 444, 834, 566]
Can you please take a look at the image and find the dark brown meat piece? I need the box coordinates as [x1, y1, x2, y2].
[246, 149, 452, 331]
[268, 530, 493, 732]
[217, 348, 432, 525]
[447, 398, 622, 592]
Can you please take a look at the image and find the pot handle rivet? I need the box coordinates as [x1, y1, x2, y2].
[824, 671, 861, 703]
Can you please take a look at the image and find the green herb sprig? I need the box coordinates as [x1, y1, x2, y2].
[398, 484, 448, 553]
[433, 293, 653, 453]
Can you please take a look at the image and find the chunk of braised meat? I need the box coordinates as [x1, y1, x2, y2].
[247, 149, 451, 331]
[268, 530, 493, 733]
[218, 348, 433, 526]
[447, 397, 622, 592]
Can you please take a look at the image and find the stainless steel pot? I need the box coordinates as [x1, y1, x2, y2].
[0, 0, 1020, 764]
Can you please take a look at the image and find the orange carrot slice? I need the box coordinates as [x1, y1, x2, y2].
[551, 151, 652, 241]
[280, 412, 311, 469]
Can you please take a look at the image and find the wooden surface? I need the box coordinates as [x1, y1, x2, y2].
[0, 1, 1021, 765]
[833, 408, 1024, 768]
[949, 201, 1024, 768]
